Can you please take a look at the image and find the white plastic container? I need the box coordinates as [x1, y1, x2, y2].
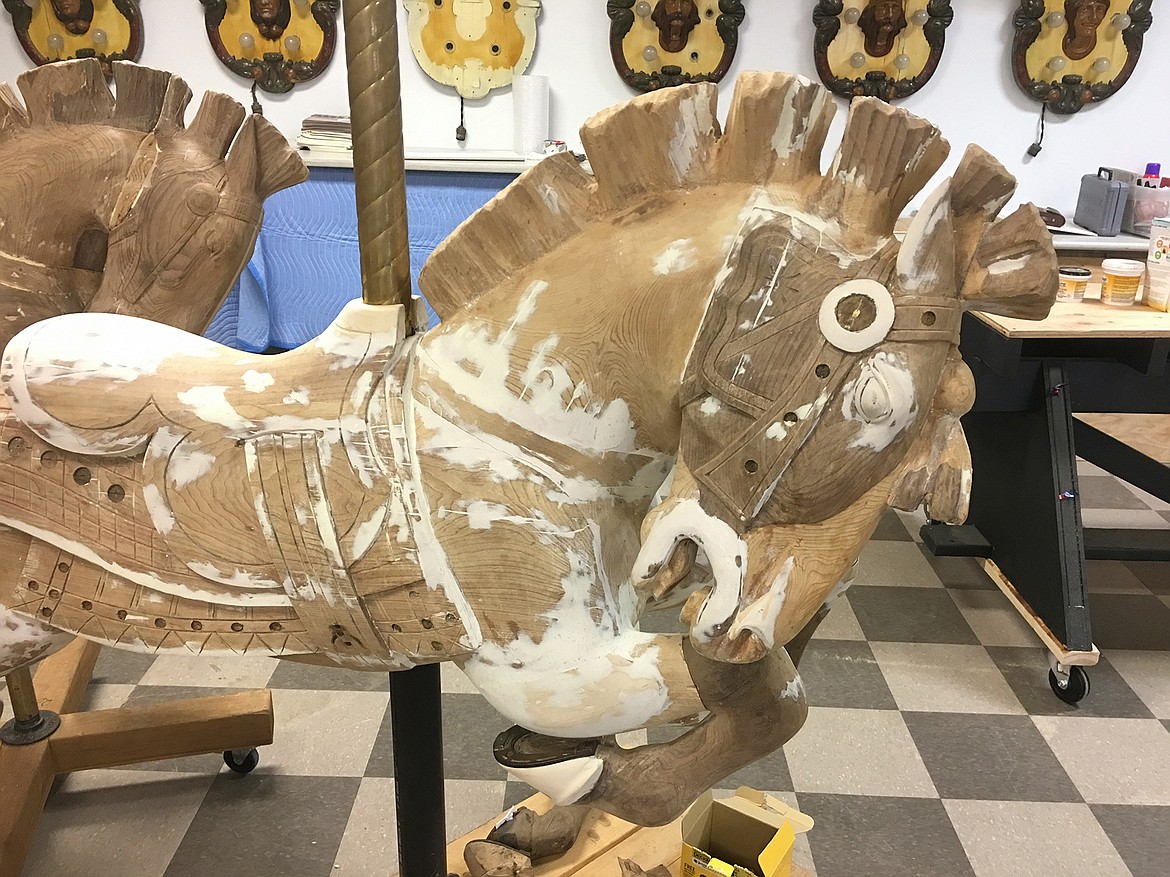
[1100, 258, 1145, 307]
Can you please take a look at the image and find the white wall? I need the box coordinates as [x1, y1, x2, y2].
[2, 2, 1169, 216]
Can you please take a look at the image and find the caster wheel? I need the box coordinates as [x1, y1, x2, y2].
[223, 748, 260, 774]
[1049, 665, 1090, 704]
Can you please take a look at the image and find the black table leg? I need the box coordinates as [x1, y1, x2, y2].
[924, 363, 1092, 652]
[389, 663, 447, 877]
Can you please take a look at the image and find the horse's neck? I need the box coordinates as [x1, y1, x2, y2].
[416, 186, 756, 462]
[0, 126, 145, 267]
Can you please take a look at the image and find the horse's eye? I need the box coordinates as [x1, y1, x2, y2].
[856, 373, 892, 423]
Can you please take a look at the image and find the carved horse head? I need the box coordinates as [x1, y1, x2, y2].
[0, 58, 306, 347]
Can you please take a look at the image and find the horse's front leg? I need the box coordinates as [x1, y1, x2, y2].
[578, 636, 808, 826]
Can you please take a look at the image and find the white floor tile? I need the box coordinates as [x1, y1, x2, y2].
[871, 642, 1026, 714]
[1032, 716, 1170, 805]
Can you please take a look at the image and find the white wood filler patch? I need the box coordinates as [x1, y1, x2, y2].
[841, 351, 918, 452]
[242, 370, 275, 392]
[728, 556, 795, 650]
[652, 239, 697, 276]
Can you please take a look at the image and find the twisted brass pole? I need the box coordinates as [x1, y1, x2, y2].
[343, 0, 412, 314]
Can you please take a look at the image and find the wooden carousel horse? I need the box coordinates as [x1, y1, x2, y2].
[0, 71, 1057, 827]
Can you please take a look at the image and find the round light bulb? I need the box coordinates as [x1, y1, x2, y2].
[1092, 56, 1112, 73]
[843, 7, 861, 24]
[283, 34, 301, 53]
[1112, 13, 1132, 30]
[911, 9, 929, 26]
[239, 33, 255, 50]
[1046, 11, 1066, 28]
[1047, 55, 1067, 72]
[635, 0, 652, 16]
[893, 53, 911, 70]
[642, 45, 658, 62]
[46, 33, 64, 52]
[91, 28, 107, 46]
[849, 52, 866, 69]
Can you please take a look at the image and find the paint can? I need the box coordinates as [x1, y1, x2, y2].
[1100, 259, 1146, 307]
[1056, 267, 1092, 303]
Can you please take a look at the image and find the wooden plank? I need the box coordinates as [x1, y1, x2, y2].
[974, 286, 1170, 339]
[980, 559, 1100, 667]
[0, 737, 56, 876]
[1075, 414, 1170, 463]
[32, 637, 100, 715]
[49, 689, 273, 773]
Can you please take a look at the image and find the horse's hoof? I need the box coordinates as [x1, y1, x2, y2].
[493, 726, 604, 805]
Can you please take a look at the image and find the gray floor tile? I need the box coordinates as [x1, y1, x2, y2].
[1091, 804, 1170, 877]
[986, 648, 1154, 719]
[1106, 650, 1170, 718]
[719, 739, 793, 792]
[871, 643, 1025, 715]
[799, 640, 898, 710]
[848, 586, 979, 644]
[163, 774, 361, 877]
[266, 659, 390, 691]
[1033, 716, 1170, 805]
[800, 794, 974, 877]
[811, 593, 866, 641]
[28, 770, 215, 877]
[637, 603, 688, 634]
[1079, 475, 1154, 510]
[919, 547, 997, 589]
[870, 509, 914, 542]
[331, 777, 398, 877]
[367, 692, 512, 781]
[945, 800, 1131, 877]
[1084, 560, 1155, 595]
[904, 713, 1081, 802]
[785, 708, 936, 798]
[949, 588, 1039, 647]
[91, 646, 158, 685]
[1163, 510, 1170, 526]
[853, 542, 944, 588]
[1126, 561, 1170, 594]
[1087, 592, 1170, 651]
[267, 689, 388, 777]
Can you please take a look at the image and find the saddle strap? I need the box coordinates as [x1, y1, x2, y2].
[245, 431, 405, 670]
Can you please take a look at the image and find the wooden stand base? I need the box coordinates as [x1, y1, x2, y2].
[0, 639, 274, 875]
[413, 794, 813, 877]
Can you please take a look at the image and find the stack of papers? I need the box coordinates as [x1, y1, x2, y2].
[296, 115, 351, 152]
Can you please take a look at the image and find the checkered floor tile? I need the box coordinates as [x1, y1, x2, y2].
[14, 463, 1170, 876]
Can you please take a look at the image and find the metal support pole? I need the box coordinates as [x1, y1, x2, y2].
[388, 664, 447, 877]
[1, 666, 60, 746]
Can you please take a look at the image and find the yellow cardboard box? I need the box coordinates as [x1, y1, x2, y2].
[680, 788, 814, 877]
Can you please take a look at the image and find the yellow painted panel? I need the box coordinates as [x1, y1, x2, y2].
[27, 0, 132, 60]
[217, 0, 326, 63]
[825, 1, 933, 83]
[620, 3, 727, 78]
[1024, 1, 1129, 86]
[419, 0, 528, 70]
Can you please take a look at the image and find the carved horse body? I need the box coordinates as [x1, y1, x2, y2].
[0, 73, 1056, 825]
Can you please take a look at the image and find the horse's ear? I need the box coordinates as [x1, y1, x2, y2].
[110, 62, 177, 134]
[896, 177, 956, 296]
[816, 97, 950, 239]
[950, 144, 1017, 279]
[959, 204, 1057, 319]
[17, 58, 113, 126]
[184, 91, 246, 159]
[0, 82, 28, 140]
[243, 114, 309, 199]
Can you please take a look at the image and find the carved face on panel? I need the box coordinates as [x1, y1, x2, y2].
[251, 0, 292, 41]
[1063, 0, 1111, 60]
[651, 0, 702, 53]
[50, 0, 95, 36]
[858, 0, 908, 58]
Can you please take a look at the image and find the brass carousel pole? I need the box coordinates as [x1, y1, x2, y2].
[342, 3, 444, 875]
